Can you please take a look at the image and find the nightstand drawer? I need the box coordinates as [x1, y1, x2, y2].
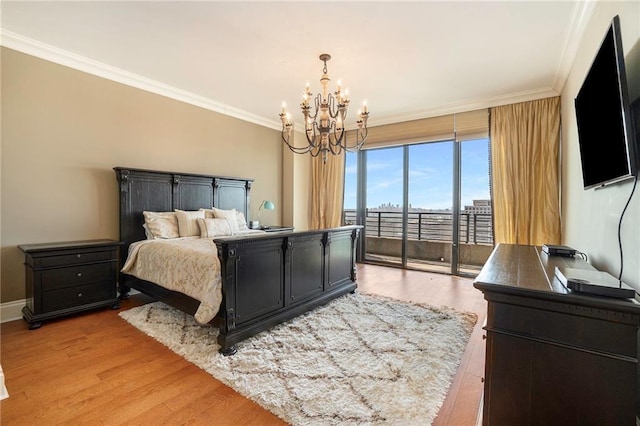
[41, 262, 115, 291]
[42, 281, 116, 313]
[39, 250, 116, 268]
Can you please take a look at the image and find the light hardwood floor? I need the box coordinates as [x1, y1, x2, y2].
[1, 263, 487, 425]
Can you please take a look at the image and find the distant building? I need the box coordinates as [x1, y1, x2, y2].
[463, 199, 492, 214]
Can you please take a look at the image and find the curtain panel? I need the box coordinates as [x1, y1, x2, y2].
[490, 97, 561, 245]
[310, 150, 345, 229]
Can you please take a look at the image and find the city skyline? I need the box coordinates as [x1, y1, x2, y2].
[355, 199, 491, 212]
[344, 138, 491, 210]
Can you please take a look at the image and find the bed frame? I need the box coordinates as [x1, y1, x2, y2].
[114, 167, 361, 355]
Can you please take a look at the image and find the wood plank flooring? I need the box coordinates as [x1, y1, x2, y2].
[1, 263, 487, 425]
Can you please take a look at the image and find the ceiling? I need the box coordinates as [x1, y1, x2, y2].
[1, 1, 595, 131]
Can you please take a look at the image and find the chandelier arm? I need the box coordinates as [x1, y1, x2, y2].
[282, 133, 313, 154]
[309, 94, 321, 120]
[305, 121, 322, 148]
[309, 143, 324, 158]
[327, 94, 340, 119]
[327, 137, 343, 156]
[359, 127, 369, 142]
[343, 128, 368, 152]
[327, 121, 346, 149]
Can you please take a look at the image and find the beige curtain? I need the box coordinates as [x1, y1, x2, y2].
[310, 150, 345, 229]
[491, 97, 561, 245]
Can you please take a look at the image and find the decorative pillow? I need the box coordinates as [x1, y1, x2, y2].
[175, 209, 205, 237]
[142, 211, 179, 239]
[142, 223, 154, 240]
[236, 210, 250, 231]
[203, 207, 241, 234]
[201, 208, 216, 219]
[197, 218, 232, 238]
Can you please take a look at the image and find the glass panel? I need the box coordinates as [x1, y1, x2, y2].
[343, 137, 494, 277]
[407, 142, 454, 272]
[458, 138, 494, 274]
[364, 146, 404, 265]
[343, 152, 357, 225]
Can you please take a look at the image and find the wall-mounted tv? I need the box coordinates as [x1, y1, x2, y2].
[575, 15, 638, 189]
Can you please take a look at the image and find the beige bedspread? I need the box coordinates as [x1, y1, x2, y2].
[122, 238, 222, 324]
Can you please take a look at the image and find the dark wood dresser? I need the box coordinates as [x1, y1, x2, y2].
[19, 239, 123, 329]
[474, 243, 640, 425]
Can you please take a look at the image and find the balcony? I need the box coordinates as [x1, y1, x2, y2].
[343, 209, 494, 273]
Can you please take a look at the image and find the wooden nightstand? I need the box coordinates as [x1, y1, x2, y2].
[19, 239, 123, 329]
[261, 226, 294, 232]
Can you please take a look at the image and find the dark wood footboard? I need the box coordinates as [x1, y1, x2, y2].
[119, 226, 360, 355]
[214, 226, 360, 354]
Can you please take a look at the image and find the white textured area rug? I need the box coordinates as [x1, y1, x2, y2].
[119, 293, 477, 425]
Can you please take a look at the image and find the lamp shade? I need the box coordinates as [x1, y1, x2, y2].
[263, 200, 275, 210]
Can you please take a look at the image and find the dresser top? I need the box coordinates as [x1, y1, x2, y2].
[18, 239, 123, 253]
[474, 243, 640, 311]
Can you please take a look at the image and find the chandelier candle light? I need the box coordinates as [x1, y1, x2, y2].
[280, 54, 370, 163]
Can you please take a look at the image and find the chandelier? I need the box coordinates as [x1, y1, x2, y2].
[279, 54, 369, 163]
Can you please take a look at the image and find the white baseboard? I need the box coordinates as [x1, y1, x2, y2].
[1, 290, 140, 325]
[1, 299, 25, 323]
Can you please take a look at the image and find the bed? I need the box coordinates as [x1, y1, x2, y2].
[114, 167, 361, 355]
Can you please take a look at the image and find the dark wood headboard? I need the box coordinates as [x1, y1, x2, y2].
[114, 167, 253, 264]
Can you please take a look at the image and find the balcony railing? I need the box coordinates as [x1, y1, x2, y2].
[343, 209, 494, 245]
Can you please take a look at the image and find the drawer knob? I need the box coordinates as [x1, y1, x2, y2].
[77, 292, 83, 297]
[482, 334, 487, 340]
[77, 254, 82, 258]
[77, 272, 82, 277]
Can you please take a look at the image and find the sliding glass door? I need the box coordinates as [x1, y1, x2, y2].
[363, 146, 404, 266]
[407, 142, 454, 272]
[458, 138, 493, 274]
[344, 138, 493, 276]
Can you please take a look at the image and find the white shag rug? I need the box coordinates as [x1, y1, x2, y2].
[119, 292, 477, 425]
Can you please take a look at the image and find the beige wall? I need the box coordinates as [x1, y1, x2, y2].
[0, 47, 286, 303]
[281, 131, 311, 231]
[561, 2, 640, 289]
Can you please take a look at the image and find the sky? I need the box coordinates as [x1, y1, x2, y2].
[344, 138, 491, 210]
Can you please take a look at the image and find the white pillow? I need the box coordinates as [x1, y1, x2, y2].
[142, 223, 154, 240]
[201, 208, 215, 219]
[197, 218, 233, 238]
[202, 207, 241, 234]
[175, 209, 205, 237]
[236, 210, 250, 231]
[143, 211, 180, 239]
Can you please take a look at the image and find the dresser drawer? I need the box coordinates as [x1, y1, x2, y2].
[39, 250, 116, 268]
[41, 262, 115, 291]
[42, 281, 116, 313]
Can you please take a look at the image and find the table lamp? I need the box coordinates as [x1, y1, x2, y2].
[256, 200, 275, 228]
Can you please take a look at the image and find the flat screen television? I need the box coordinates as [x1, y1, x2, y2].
[574, 15, 638, 189]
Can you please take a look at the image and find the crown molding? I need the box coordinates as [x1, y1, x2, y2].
[0, 29, 283, 131]
[367, 87, 560, 128]
[552, 1, 597, 94]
